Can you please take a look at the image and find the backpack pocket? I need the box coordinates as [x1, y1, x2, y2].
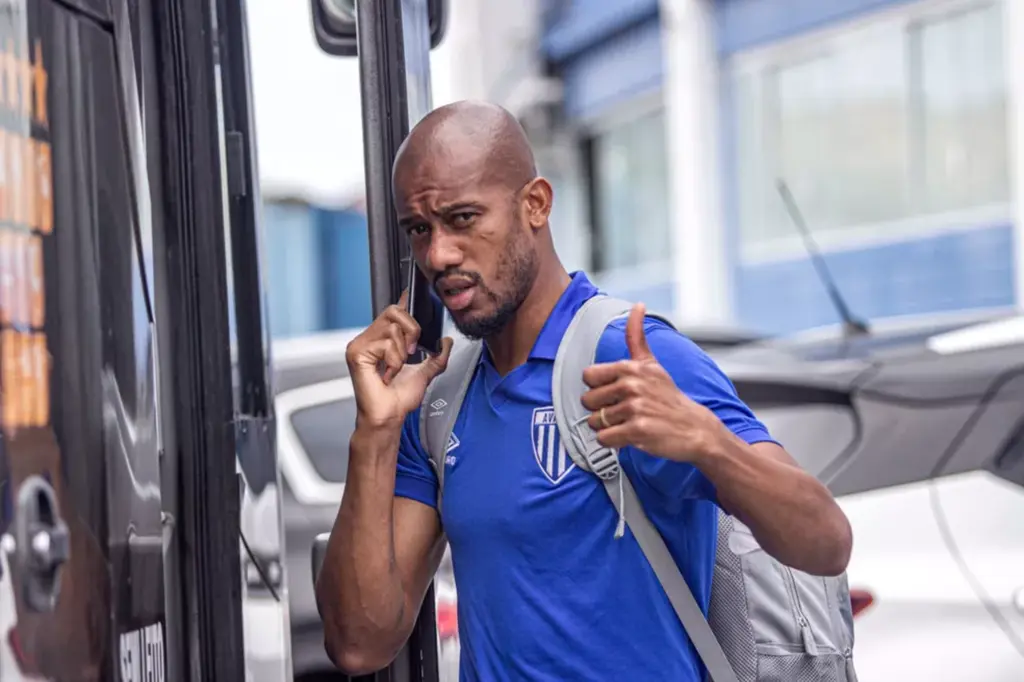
[715, 517, 854, 681]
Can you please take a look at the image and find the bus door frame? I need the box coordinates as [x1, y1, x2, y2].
[355, 1, 442, 681]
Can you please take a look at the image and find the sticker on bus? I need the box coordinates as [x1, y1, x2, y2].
[119, 622, 166, 682]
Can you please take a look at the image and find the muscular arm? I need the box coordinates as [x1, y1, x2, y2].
[696, 435, 852, 576]
[585, 308, 852, 577]
[315, 425, 446, 675]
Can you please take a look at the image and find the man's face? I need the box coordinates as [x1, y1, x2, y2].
[394, 152, 539, 339]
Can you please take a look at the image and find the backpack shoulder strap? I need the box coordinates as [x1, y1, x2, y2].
[551, 295, 739, 682]
[420, 340, 483, 518]
[551, 294, 675, 482]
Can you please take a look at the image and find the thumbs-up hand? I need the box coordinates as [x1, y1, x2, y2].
[580, 303, 721, 462]
[624, 302, 654, 361]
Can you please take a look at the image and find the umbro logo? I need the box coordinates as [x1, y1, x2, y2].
[445, 433, 460, 467]
[429, 398, 447, 417]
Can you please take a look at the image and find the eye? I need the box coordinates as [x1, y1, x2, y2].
[406, 223, 430, 238]
[451, 212, 476, 228]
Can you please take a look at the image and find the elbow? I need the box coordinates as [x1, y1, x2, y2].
[320, 615, 396, 676]
[324, 640, 391, 677]
[316, 581, 401, 675]
[817, 509, 853, 577]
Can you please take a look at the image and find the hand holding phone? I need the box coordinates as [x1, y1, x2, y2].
[407, 262, 445, 356]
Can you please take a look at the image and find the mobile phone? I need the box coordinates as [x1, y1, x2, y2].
[407, 261, 445, 356]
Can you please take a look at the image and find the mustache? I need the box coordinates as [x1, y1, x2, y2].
[433, 269, 483, 291]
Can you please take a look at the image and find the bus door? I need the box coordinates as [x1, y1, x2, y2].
[309, 1, 448, 680]
[211, 0, 295, 679]
[2, 0, 261, 680]
[1, 1, 165, 680]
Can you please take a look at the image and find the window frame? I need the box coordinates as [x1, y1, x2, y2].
[726, 0, 1010, 264]
[578, 91, 676, 285]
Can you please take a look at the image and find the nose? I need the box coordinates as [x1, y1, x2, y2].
[425, 229, 463, 273]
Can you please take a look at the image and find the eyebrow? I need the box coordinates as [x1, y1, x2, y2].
[397, 214, 422, 230]
[397, 201, 482, 229]
[436, 201, 481, 217]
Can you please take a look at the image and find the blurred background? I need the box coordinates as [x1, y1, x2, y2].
[246, 1, 1024, 681]
[249, 0, 1021, 340]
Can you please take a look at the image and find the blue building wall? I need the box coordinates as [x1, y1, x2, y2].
[542, 0, 662, 121]
[316, 207, 374, 329]
[263, 203, 324, 338]
[262, 202, 373, 339]
[736, 224, 1016, 334]
[542, 0, 659, 62]
[715, 0, 918, 54]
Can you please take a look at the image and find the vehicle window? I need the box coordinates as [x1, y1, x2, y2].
[755, 404, 858, 478]
[290, 397, 357, 482]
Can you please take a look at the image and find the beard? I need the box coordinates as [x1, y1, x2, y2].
[443, 227, 538, 340]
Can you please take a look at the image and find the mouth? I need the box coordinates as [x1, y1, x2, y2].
[437, 280, 477, 312]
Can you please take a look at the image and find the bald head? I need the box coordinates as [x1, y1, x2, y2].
[392, 100, 537, 196]
[392, 100, 557, 341]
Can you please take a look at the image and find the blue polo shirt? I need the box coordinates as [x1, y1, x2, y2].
[395, 272, 776, 682]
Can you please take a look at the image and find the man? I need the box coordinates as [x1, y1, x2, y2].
[316, 100, 853, 681]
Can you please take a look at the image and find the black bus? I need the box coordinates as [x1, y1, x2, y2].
[0, 0, 451, 680]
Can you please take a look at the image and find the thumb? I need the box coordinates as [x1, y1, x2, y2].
[626, 303, 653, 360]
[417, 336, 453, 381]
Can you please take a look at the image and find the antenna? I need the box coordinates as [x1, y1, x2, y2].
[776, 179, 870, 337]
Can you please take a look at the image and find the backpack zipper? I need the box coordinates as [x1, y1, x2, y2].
[783, 567, 819, 656]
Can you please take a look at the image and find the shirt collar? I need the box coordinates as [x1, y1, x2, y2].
[526, 270, 602, 361]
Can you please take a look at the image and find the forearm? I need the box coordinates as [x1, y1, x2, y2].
[696, 427, 852, 576]
[317, 425, 412, 670]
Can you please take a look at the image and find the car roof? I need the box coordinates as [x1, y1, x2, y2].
[269, 328, 361, 394]
[713, 307, 1024, 498]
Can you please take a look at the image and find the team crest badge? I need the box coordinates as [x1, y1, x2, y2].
[531, 406, 574, 484]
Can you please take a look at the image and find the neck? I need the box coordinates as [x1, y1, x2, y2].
[485, 264, 571, 376]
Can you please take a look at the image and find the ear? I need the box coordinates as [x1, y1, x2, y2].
[522, 177, 553, 230]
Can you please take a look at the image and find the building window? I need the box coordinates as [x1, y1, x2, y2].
[732, 0, 1008, 259]
[916, 4, 1009, 214]
[586, 107, 672, 273]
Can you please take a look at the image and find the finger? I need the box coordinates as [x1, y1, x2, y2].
[369, 336, 407, 383]
[397, 288, 409, 309]
[582, 359, 631, 388]
[580, 382, 629, 411]
[626, 303, 653, 360]
[384, 324, 411, 379]
[381, 304, 420, 354]
[424, 337, 454, 377]
[412, 336, 454, 387]
[586, 400, 632, 431]
[595, 423, 636, 450]
[386, 322, 419, 362]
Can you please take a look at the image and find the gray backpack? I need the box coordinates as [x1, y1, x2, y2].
[420, 294, 858, 682]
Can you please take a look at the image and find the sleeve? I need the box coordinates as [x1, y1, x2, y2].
[594, 318, 780, 509]
[393, 407, 439, 509]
